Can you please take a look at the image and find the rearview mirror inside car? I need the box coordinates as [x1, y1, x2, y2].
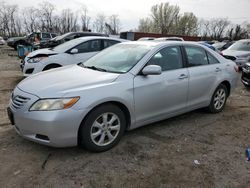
[142, 65, 162, 75]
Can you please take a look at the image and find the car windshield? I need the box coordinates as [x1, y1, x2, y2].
[82, 43, 152, 73]
[228, 41, 250, 51]
[52, 38, 82, 53]
[213, 42, 226, 49]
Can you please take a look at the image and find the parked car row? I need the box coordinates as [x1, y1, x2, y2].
[7, 39, 239, 152]
[7, 32, 57, 50]
[6, 31, 109, 51]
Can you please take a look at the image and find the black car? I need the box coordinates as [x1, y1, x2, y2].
[7, 32, 57, 50]
[39, 32, 109, 48]
[241, 62, 250, 88]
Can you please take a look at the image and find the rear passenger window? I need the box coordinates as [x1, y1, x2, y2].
[185, 46, 208, 66]
[147, 46, 183, 71]
[207, 52, 219, 64]
[75, 40, 101, 53]
[103, 40, 120, 49]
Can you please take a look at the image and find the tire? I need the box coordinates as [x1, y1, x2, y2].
[79, 104, 126, 152]
[43, 64, 61, 71]
[207, 84, 228, 113]
[243, 83, 250, 89]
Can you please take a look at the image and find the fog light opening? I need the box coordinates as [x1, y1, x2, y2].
[35, 134, 49, 141]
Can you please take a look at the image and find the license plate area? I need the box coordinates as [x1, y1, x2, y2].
[7, 107, 15, 125]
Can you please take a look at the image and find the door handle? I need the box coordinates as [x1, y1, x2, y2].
[215, 67, 222, 72]
[178, 74, 188, 79]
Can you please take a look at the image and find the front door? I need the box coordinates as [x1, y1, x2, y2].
[134, 46, 189, 125]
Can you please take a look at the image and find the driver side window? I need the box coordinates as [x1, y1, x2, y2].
[147, 46, 183, 71]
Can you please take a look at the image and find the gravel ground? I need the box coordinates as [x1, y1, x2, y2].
[0, 45, 250, 188]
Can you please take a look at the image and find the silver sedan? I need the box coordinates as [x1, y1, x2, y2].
[8, 41, 239, 152]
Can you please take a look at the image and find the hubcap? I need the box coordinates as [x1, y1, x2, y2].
[213, 88, 226, 110]
[90, 112, 120, 146]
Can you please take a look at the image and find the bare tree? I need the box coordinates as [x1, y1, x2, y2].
[176, 12, 198, 36]
[80, 5, 91, 31]
[209, 18, 230, 39]
[93, 14, 106, 33]
[23, 7, 39, 33]
[138, 17, 154, 33]
[151, 2, 180, 34]
[227, 24, 248, 40]
[0, 1, 21, 36]
[105, 15, 121, 35]
[60, 9, 79, 33]
[38, 1, 55, 32]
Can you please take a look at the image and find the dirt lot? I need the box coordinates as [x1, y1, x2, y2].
[0, 45, 250, 188]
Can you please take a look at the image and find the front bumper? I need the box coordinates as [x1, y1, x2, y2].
[241, 68, 250, 86]
[21, 57, 44, 76]
[8, 87, 87, 147]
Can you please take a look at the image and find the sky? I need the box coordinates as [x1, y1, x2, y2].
[6, 0, 250, 31]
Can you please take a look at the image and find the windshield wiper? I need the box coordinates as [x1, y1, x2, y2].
[81, 64, 107, 72]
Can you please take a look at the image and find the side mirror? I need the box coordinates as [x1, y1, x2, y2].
[142, 65, 162, 75]
[70, 48, 78, 54]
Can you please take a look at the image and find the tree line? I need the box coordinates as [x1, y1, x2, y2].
[0, 1, 121, 37]
[1, 1, 249, 40]
[138, 2, 250, 41]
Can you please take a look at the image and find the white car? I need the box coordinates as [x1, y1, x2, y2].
[0, 37, 5, 45]
[21, 36, 126, 76]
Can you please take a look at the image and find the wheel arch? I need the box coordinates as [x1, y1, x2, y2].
[42, 63, 62, 71]
[220, 80, 231, 96]
[77, 101, 132, 145]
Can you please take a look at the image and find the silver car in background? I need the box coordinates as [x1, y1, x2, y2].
[8, 41, 238, 152]
[222, 39, 250, 67]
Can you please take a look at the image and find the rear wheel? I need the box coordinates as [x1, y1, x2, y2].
[208, 84, 228, 113]
[79, 104, 126, 152]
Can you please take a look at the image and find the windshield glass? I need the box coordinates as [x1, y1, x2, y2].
[83, 43, 152, 73]
[213, 42, 226, 49]
[52, 38, 82, 53]
[228, 41, 250, 51]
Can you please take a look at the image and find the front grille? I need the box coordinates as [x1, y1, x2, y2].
[11, 95, 30, 109]
[223, 55, 236, 61]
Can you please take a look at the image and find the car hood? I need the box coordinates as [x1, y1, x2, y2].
[17, 65, 120, 98]
[27, 48, 58, 58]
[222, 49, 250, 57]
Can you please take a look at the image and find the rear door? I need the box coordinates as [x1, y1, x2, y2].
[134, 46, 189, 124]
[183, 45, 221, 108]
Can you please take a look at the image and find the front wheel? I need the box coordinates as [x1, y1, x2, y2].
[79, 104, 126, 152]
[207, 84, 228, 113]
[243, 83, 250, 89]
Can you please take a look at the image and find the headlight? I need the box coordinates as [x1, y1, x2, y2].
[29, 97, 79, 111]
[28, 57, 47, 63]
